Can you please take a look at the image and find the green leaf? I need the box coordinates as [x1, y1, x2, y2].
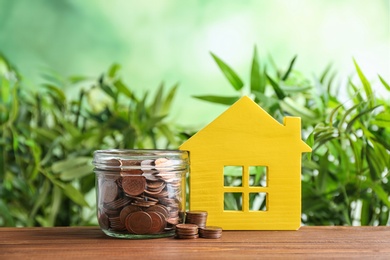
[266, 73, 285, 99]
[353, 59, 374, 107]
[280, 85, 311, 93]
[346, 105, 382, 133]
[113, 79, 133, 99]
[193, 95, 240, 105]
[100, 84, 117, 100]
[108, 63, 121, 78]
[250, 46, 263, 93]
[30, 179, 51, 220]
[360, 199, 370, 225]
[211, 52, 244, 91]
[281, 55, 297, 81]
[68, 75, 88, 84]
[43, 84, 66, 103]
[62, 183, 90, 207]
[371, 184, 390, 208]
[49, 185, 63, 226]
[281, 97, 317, 120]
[161, 83, 178, 115]
[0, 199, 15, 226]
[52, 157, 91, 174]
[319, 63, 332, 84]
[59, 163, 93, 181]
[306, 132, 314, 160]
[151, 83, 164, 115]
[378, 75, 390, 91]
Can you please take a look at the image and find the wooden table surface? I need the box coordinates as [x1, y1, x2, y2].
[1, 226, 389, 259]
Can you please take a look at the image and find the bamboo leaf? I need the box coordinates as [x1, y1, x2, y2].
[0, 199, 15, 226]
[100, 84, 117, 100]
[59, 163, 93, 181]
[161, 83, 178, 115]
[211, 52, 244, 91]
[280, 85, 311, 93]
[68, 75, 88, 84]
[281, 55, 297, 81]
[62, 183, 90, 207]
[30, 179, 50, 220]
[113, 79, 133, 99]
[43, 84, 66, 103]
[319, 63, 332, 84]
[346, 105, 382, 133]
[281, 97, 317, 120]
[250, 46, 263, 93]
[378, 75, 390, 91]
[371, 184, 390, 208]
[49, 185, 62, 226]
[193, 95, 240, 105]
[108, 63, 121, 78]
[360, 199, 370, 225]
[353, 59, 374, 107]
[52, 157, 91, 174]
[266, 73, 285, 99]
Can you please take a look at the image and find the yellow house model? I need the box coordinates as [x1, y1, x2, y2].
[179, 96, 311, 230]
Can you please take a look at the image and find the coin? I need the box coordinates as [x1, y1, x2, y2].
[122, 176, 146, 196]
[146, 205, 169, 219]
[185, 210, 208, 228]
[126, 211, 152, 234]
[101, 180, 118, 203]
[175, 223, 199, 239]
[199, 226, 223, 239]
[148, 211, 165, 234]
[120, 205, 141, 224]
[98, 211, 109, 230]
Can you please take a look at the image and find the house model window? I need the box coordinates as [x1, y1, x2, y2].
[180, 96, 311, 230]
[223, 165, 268, 212]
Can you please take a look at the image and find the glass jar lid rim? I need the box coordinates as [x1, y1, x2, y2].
[92, 149, 189, 171]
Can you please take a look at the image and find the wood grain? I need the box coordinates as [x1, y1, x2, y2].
[1, 226, 389, 259]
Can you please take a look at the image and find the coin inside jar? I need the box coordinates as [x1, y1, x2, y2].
[122, 176, 146, 196]
[101, 180, 118, 203]
[148, 211, 166, 234]
[126, 211, 152, 234]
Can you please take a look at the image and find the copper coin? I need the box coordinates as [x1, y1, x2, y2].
[104, 159, 121, 171]
[120, 205, 141, 224]
[185, 210, 208, 227]
[98, 211, 109, 230]
[146, 205, 169, 219]
[122, 176, 146, 196]
[126, 211, 152, 234]
[176, 234, 199, 239]
[146, 180, 165, 189]
[176, 224, 199, 230]
[148, 211, 165, 234]
[104, 197, 131, 210]
[121, 169, 144, 175]
[119, 159, 142, 167]
[199, 226, 223, 239]
[109, 216, 126, 231]
[101, 180, 118, 203]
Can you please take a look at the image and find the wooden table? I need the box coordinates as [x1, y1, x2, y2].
[1, 226, 389, 259]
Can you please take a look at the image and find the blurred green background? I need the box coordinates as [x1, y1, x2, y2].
[0, 0, 389, 128]
[1, 0, 389, 227]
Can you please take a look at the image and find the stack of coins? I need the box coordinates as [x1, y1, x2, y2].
[175, 224, 199, 239]
[185, 211, 208, 228]
[199, 226, 223, 239]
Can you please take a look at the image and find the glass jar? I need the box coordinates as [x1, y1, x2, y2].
[93, 149, 189, 239]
